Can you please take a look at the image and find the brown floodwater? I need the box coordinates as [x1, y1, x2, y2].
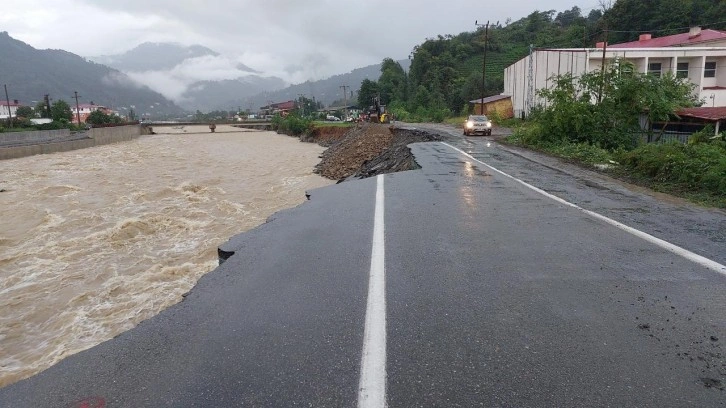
[0, 125, 333, 387]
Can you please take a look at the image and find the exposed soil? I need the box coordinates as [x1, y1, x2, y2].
[300, 126, 349, 147]
[304, 123, 441, 181]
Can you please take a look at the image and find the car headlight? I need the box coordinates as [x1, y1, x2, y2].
[486, 122, 492, 128]
[466, 121, 474, 128]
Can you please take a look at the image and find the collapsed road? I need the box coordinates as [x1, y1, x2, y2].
[1, 123, 725, 407]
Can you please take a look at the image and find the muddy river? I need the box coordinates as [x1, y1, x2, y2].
[0, 125, 334, 387]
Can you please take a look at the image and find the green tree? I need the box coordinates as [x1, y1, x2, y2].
[378, 58, 407, 105]
[86, 110, 113, 125]
[35, 101, 50, 118]
[16, 106, 34, 118]
[50, 100, 73, 122]
[533, 59, 699, 149]
[358, 79, 379, 108]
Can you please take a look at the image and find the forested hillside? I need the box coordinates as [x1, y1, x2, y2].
[361, 0, 726, 121]
[0, 32, 182, 117]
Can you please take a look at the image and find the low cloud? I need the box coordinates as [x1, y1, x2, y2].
[101, 71, 144, 89]
[124, 55, 283, 103]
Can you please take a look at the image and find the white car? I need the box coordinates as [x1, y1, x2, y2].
[464, 115, 493, 136]
[326, 115, 341, 121]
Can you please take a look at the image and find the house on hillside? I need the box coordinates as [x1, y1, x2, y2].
[469, 95, 513, 119]
[72, 103, 114, 123]
[0, 100, 21, 120]
[259, 100, 295, 117]
[502, 27, 726, 119]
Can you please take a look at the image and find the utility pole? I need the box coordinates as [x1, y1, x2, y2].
[4, 84, 12, 128]
[598, 25, 608, 103]
[475, 20, 489, 115]
[73, 91, 82, 126]
[340, 85, 349, 120]
[44, 94, 51, 118]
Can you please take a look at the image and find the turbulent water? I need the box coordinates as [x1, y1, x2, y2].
[0, 125, 333, 387]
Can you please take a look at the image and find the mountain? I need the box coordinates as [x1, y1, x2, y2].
[0, 32, 182, 117]
[90, 42, 284, 111]
[240, 59, 411, 110]
[184, 77, 287, 112]
[92, 42, 243, 72]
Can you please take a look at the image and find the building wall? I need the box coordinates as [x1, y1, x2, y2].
[505, 47, 726, 117]
[0, 105, 19, 118]
[504, 50, 589, 118]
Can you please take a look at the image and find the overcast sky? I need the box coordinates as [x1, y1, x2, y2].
[3, 0, 600, 85]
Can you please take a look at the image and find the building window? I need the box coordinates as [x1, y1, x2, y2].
[704, 61, 717, 78]
[676, 62, 689, 79]
[648, 62, 662, 77]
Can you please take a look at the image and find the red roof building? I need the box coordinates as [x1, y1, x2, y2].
[260, 100, 296, 116]
[505, 27, 726, 118]
[677, 106, 726, 121]
[0, 100, 22, 119]
[609, 28, 726, 49]
[72, 103, 114, 123]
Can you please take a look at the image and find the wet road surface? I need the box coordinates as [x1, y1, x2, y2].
[1, 129, 725, 407]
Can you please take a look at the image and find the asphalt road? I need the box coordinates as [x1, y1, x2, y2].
[1, 128, 725, 407]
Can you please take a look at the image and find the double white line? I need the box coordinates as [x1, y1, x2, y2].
[358, 174, 387, 408]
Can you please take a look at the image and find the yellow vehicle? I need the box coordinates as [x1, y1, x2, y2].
[368, 96, 391, 124]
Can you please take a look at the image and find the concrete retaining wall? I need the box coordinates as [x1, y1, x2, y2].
[0, 129, 71, 144]
[0, 125, 143, 160]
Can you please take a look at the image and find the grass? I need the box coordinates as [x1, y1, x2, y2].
[311, 121, 354, 128]
[444, 116, 466, 126]
[615, 142, 726, 208]
[505, 128, 726, 209]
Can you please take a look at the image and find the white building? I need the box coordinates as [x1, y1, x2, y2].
[0, 100, 21, 120]
[71, 103, 114, 122]
[504, 27, 726, 118]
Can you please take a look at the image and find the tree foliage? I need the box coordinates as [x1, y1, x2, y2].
[86, 110, 122, 125]
[357, 0, 726, 123]
[604, 0, 726, 44]
[50, 100, 73, 122]
[15, 106, 33, 118]
[529, 60, 699, 149]
[358, 79, 379, 108]
[34, 100, 50, 118]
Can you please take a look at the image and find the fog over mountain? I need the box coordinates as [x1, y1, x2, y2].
[90, 42, 287, 111]
[240, 59, 411, 111]
[0, 32, 182, 117]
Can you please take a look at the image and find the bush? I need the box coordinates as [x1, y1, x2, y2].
[271, 113, 313, 136]
[619, 142, 726, 196]
[688, 125, 715, 145]
[545, 142, 617, 164]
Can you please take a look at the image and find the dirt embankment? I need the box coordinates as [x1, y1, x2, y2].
[304, 123, 441, 181]
[300, 126, 349, 146]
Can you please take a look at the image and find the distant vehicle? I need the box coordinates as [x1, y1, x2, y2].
[464, 115, 492, 136]
[368, 96, 390, 124]
[326, 115, 341, 121]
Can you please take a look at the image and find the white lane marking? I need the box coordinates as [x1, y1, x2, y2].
[441, 142, 726, 276]
[358, 174, 387, 408]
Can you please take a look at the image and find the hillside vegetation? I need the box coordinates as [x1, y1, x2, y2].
[0, 32, 181, 117]
[360, 0, 726, 121]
